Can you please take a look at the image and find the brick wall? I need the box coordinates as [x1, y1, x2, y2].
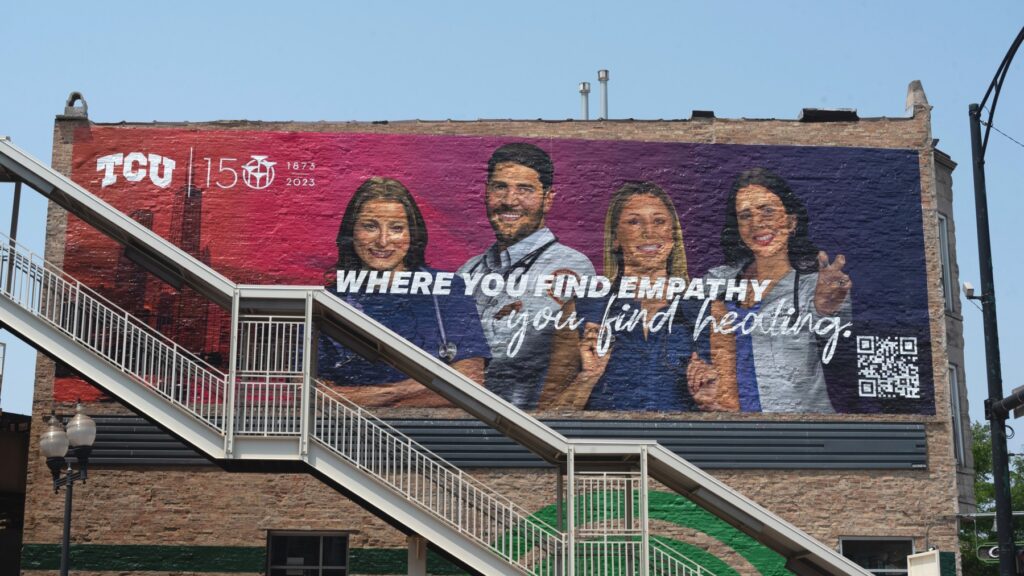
[21, 92, 965, 575]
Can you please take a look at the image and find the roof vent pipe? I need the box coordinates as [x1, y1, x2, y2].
[598, 69, 609, 119]
[579, 82, 591, 120]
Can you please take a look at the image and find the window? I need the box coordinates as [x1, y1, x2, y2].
[840, 538, 914, 576]
[949, 365, 965, 466]
[267, 532, 349, 576]
[937, 213, 954, 312]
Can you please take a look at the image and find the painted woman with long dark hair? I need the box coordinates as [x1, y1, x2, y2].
[317, 177, 489, 407]
[709, 168, 852, 413]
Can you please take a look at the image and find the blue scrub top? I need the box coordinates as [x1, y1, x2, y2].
[317, 271, 491, 386]
[573, 295, 711, 411]
[726, 299, 763, 412]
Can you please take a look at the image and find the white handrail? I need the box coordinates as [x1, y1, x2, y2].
[233, 316, 305, 436]
[0, 233, 227, 430]
[575, 472, 644, 538]
[313, 381, 565, 575]
[576, 536, 717, 576]
[0, 231, 567, 573]
[0, 230, 728, 576]
[649, 538, 715, 576]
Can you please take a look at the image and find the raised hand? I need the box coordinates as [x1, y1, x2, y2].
[687, 352, 721, 411]
[814, 251, 851, 315]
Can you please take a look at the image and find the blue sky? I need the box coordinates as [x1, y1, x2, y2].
[1, 2, 1022, 445]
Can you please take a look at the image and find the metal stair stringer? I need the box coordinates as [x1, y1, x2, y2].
[0, 294, 225, 458]
[0, 230, 557, 569]
[0, 293, 534, 575]
[646, 444, 870, 576]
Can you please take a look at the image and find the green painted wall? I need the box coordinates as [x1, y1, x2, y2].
[647, 491, 791, 576]
[21, 544, 266, 572]
[529, 490, 791, 575]
[21, 544, 467, 574]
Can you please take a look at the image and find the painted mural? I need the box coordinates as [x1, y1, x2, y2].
[61, 127, 934, 415]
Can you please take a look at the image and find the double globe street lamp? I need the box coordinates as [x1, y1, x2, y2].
[39, 403, 97, 576]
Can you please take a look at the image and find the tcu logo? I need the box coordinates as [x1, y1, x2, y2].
[96, 153, 176, 188]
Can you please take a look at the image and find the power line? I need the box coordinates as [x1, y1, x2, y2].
[987, 122, 1024, 151]
[981, 104, 1024, 151]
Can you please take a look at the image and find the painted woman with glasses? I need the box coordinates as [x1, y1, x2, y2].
[708, 168, 852, 413]
[317, 177, 490, 407]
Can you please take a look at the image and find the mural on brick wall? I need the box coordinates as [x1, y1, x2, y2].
[60, 127, 934, 414]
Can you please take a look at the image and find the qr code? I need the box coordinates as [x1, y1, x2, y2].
[856, 336, 920, 399]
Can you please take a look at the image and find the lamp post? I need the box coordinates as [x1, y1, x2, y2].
[39, 402, 96, 576]
[969, 25, 1024, 576]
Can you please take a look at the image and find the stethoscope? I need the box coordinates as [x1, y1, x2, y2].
[725, 268, 803, 320]
[430, 288, 457, 364]
[335, 268, 458, 365]
[466, 238, 560, 322]
[466, 237, 559, 280]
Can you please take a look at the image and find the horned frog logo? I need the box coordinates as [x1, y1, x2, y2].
[241, 155, 276, 190]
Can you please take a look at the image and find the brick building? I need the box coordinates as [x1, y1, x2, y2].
[13, 81, 971, 575]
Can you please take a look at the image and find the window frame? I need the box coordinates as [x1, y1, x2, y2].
[266, 531, 350, 576]
[949, 364, 966, 466]
[839, 536, 915, 576]
[937, 213, 954, 313]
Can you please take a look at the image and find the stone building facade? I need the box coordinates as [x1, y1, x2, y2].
[18, 82, 971, 575]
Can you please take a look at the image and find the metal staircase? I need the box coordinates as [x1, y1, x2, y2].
[0, 137, 869, 576]
[0, 232, 566, 574]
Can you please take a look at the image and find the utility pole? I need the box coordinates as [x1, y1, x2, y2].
[969, 25, 1024, 576]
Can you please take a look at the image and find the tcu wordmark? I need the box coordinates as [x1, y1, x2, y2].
[96, 152, 176, 188]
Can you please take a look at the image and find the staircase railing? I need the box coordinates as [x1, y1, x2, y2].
[572, 538, 715, 576]
[234, 315, 305, 436]
[649, 539, 716, 576]
[575, 537, 643, 575]
[313, 382, 565, 575]
[0, 233, 227, 430]
[0, 231, 566, 574]
[0, 231, 723, 576]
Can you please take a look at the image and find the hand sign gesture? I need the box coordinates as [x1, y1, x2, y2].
[814, 251, 851, 315]
[540, 322, 612, 409]
[686, 352, 721, 411]
[578, 323, 612, 380]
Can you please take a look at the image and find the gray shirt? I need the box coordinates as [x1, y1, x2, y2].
[707, 262, 852, 413]
[459, 228, 595, 409]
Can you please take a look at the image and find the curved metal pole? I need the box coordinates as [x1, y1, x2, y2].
[977, 27, 1024, 156]
[970, 24, 1024, 576]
